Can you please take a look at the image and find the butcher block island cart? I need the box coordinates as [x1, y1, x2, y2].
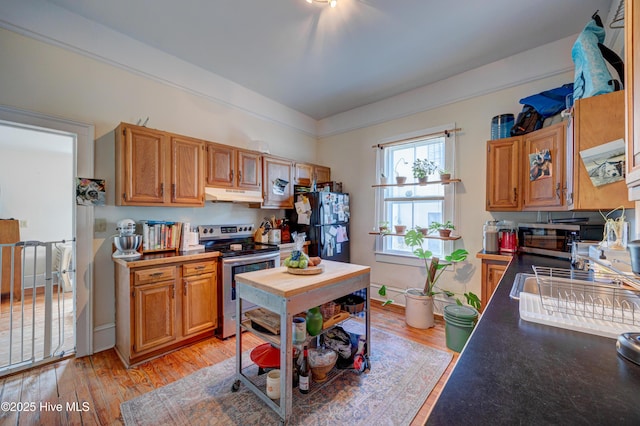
[233, 260, 371, 425]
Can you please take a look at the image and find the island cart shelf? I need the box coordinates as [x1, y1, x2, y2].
[233, 260, 371, 425]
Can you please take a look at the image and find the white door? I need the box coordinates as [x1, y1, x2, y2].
[0, 106, 94, 374]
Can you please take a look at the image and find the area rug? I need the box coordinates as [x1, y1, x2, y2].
[120, 327, 452, 426]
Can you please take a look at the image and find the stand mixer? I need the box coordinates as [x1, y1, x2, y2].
[112, 219, 142, 259]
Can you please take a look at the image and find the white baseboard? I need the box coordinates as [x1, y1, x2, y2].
[92, 322, 115, 353]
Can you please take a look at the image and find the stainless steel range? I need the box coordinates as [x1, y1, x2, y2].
[198, 224, 280, 338]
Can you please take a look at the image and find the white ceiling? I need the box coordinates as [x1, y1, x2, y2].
[40, 0, 615, 120]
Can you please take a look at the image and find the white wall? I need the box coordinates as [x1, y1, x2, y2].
[0, 27, 317, 352]
[318, 60, 630, 312]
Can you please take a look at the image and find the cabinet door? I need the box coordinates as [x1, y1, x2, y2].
[262, 156, 294, 208]
[481, 261, 507, 312]
[486, 138, 521, 211]
[237, 150, 262, 190]
[171, 136, 204, 206]
[133, 280, 177, 353]
[626, 0, 640, 193]
[118, 125, 167, 205]
[205, 143, 235, 187]
[182, 272, 217, 336]
[523, 122, 566, 210]
[315, 165, 331, 183]
[294, 163, 314, 185]
[571, 91, 633, 210]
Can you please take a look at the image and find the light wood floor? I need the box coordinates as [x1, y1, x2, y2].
[0, 288, 75, 373]
[0, 304, 458, 425]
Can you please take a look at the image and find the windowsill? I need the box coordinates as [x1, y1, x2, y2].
[374, 251, 436, 267]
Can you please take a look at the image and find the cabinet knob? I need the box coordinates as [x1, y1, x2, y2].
[229, 170, 234, 181]
[238, 170, 242, 182]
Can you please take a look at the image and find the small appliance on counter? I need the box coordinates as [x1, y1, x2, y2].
[112, 219, 142, 259]
[517, 221, 604, 259]
[497, 220, 517, 253]
[179, 222, 204, 252]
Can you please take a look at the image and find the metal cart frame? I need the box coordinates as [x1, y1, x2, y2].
[233, 263, 370, 425]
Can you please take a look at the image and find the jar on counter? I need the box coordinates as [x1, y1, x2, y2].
[483, 221, 499, 253]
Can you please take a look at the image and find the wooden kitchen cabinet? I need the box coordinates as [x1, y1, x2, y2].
[205, 143, 262, 191]
[115, 123, 205, 207]
[294, 162, 331, 186]
[626, 0, 640, 198]
[133, 278, 177, 353]
[131, 265, 178, 354]
[182, 260, 217, 337]
[568, 91, 633, 210]
[522, 122, 566, 210]
[262, 155, 294, 209]
[115, 257, 218, 367]
[170, 135, 205, 205]
[486, 137, 522, 211]
[476, 252, 511, 312]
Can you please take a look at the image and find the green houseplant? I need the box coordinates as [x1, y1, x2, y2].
[428, 220, 455, 238]
[438, 168, 451, 181]
[412, 159, 438, 183]
[378, 229, 476, 328]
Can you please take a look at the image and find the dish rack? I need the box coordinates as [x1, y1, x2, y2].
[531, 266, 640, 328]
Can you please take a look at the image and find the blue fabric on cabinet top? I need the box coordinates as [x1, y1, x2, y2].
[518, 83, 573, 118]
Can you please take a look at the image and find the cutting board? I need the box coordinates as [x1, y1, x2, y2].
[287, 265, 324, 275]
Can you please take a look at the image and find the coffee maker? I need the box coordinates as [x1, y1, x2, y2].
[497, 220, 517, 253]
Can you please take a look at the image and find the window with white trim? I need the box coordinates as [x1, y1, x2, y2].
[375, 124, 457, 260]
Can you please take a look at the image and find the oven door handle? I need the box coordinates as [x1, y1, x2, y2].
[221, 252, 280, 265]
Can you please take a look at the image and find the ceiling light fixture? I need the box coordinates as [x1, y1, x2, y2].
[306, 0, 338, 8]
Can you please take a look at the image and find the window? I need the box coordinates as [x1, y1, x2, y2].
[375, 124, 457, 261]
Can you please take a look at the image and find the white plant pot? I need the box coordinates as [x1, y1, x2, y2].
[404, 288, 435, 329]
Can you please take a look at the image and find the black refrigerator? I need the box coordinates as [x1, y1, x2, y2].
[287, 190, 350, 263]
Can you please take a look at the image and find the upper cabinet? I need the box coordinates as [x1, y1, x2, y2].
[522, 122, 566, 210]
[115, 123, 205, 207]
[488, 91, 632, 211]
[294, 162, 331, 186]
[262, 155, 294, 209]
[205, 143, 261, 191]
[486, 122, 566, 211]
[626, 1, 640, 199]
[486, 137, 522, 211]
[569, 91, 633, 210]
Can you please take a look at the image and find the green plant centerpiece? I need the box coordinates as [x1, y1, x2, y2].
[412, 159, 438, 183]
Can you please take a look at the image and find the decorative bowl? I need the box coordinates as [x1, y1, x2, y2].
[308, 347, 337, 383]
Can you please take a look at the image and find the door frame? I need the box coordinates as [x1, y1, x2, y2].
[0, 104, 94, 356]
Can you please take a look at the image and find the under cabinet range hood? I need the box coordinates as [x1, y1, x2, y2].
[204, 187, 264, 203]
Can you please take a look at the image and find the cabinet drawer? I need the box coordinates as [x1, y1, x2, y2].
[183, 261, 216, 277]
[134, 266, 176, 285]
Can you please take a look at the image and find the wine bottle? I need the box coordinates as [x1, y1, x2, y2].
[299, 345, 310, 394]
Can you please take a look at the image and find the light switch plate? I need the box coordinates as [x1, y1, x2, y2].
[94, 218, 107, 233]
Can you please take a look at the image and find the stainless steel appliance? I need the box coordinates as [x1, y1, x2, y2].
[198, 224, 280, 338]
[517, 222, 604, 259]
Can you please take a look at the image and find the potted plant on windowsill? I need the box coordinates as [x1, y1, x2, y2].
[428, 220, 456, 238]
[412, 159, 438, 184]
[438, 168, 451, 182]
[395, 158, 408, 185]
[377, 229, 471, 329]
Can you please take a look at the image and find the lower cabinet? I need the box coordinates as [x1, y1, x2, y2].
[115, 258, 218, 367]
[476, 253, 511, 312]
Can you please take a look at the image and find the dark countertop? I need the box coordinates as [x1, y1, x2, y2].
[427, 253, 640, 425]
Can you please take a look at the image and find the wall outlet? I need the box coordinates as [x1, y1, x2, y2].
[19, 220, 27, 228]
[94, 218, 107, 233]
